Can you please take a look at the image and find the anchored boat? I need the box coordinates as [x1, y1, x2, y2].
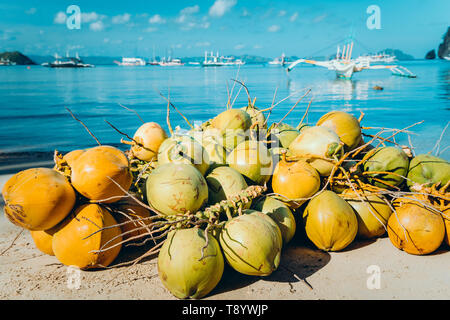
[287, 42, 416, 79]
[42, 53, 94, 68]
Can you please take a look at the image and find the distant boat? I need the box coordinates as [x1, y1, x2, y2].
[42, 53, 94, 68]
[202, 51, 245, 67]
[0, 58, 16, 66]
[114, 57, 146, 66]
[357, 52, 396, 64]
[268, 53, 286, 66]
[158, 57, 184, 66]
[287, 42, 416, 79]
[444, 56, 450, 61]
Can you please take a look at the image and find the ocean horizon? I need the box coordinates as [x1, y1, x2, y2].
[0, 59, 448, 170]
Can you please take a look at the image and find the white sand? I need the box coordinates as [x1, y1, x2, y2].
[0, 173, 449, 300]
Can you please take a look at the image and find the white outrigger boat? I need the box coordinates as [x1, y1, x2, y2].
[286, 42, 416, 79]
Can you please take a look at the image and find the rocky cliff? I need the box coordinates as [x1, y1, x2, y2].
[438, 27, 450, 59]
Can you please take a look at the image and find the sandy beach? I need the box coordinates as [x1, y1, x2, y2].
[1, 174, 449, 300]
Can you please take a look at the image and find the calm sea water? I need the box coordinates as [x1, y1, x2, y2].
[0, 60, 449, 161]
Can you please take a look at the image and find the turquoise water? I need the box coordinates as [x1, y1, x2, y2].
[0, 60, 449, 160]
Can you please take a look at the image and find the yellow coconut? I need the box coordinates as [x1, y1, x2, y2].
[110, 199, 152, 242]
[131, 122, 168, 161]
[70, 145, 133, 203]
[271, 157, 321, 208]
[341, 189, 392, 239]
[303, 190, 358, 251]
[52, 204, 122, 269]
[2, 168, 76, 231]
[387, 197, 445, 255]
[317, 111, 362, 151]
[30, 229, 57, 256]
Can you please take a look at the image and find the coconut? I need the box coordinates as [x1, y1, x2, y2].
[30, 229, 57, 256]
[271, 157, 321, 208]
[406, 154, 450, 189]
[210, 109, 252, 134]
[303, 190, 358, 251]
[219, 210, 282, 276]
[146, 163, 208, 216]
[289, 126, 343, 176]
[52, 204, 123, 269]
[241, 105, 266, 129]
[268, 123, 300, 149]
[109, 199, 152, 242]
[316, 111, 362, 151]
[363, 147, 409, 189]
[70, 145, 133, 203]
[131, 122, 168, 161]
[157, 135, 210, 176]
[226, 140, 273, 185]
[206, 166, 249, 207]
[158, 228, 224, 299]
[2, 168, 76, 231]
[253, 197, 296, 244]
[341, 189, 392, 239]
[387, 196, 445, 255]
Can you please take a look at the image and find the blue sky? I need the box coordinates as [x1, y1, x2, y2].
[0, 0, 449, 58]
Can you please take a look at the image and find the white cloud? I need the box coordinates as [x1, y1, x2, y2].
[81, 12, 105, 23]
[180, 5, 200, 15]
[149, 14, 166, 24]
[268, 25, 280, 32]
[26, 8, 37, 15]
[112, 13, 131, 24]
[209, 0, 237, 17]
[195, 41, 211, 47]
[278, 10, 286, 17]
[234, 44, 245, 50]
[290, 12, 298, 22]
[176, 5, 200, 24]
[89, 21, 105, 31]
[54, 11, 67, 24]
[313, 14, 327, 23]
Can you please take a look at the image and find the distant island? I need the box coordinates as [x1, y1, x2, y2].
[0, 51, 36, 65]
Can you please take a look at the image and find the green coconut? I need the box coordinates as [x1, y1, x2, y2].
[158, 228, 224, 299]
[206, 166, 249, 208]
[146, 163, 208, 216]
[157, 135, 210, 176]
[241, 105, 266, 129]
[363, 147, 409, 189]
[303, 190, 358, 251]
[219, 210, 282, 276]
[253, 196, 296, 244]
[268, 123, 300, 149]
[406, 154, 450, 189]
[202, 137, 227, 172]
[289, 126, 343, 176]
[227, 140, 273, 185]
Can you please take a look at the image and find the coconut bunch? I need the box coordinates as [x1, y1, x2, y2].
[2, 86, 449, 300]
[2, 144, 160, 270]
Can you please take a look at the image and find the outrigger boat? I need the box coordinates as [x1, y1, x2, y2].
[286, 42, 416, 79]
